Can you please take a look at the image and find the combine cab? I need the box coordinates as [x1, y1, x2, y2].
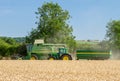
[24, 39, 72, 60]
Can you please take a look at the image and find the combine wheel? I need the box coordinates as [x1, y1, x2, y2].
[61, 54, 72, 60]
[30, 54, 38, 60]
[48, 57, 55, 60]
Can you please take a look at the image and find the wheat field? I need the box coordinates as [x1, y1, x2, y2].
[0, 60, 120, 81]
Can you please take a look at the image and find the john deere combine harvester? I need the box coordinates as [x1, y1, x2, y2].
[16, 39, 111, 60]
[23, 39, 72, 60]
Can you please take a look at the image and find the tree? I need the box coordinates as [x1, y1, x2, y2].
[26, 2, 76, 52]
[98, 40, 110, 50]
[0, 39, 9, 56]
[106, 20, 120, 59]
[16, 43, 27, 56]
[106, 20, 120, 49]
[0, 37, 20, 57]
[0, 37, 16, 45]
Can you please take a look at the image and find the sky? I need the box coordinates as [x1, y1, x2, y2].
[0, 0, 120, 40]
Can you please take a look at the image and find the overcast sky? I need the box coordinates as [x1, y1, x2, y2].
[0, 0, 120, 40]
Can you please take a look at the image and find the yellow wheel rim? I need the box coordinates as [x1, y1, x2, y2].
[49, 58, 54, 60]
[63, 56, 69, 60]
[30, 56, 36, 60]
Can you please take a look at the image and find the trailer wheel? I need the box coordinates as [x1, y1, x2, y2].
[30, 54, 38, 60]
[61, 54, 72, 60]
[48, 57, 55, 60]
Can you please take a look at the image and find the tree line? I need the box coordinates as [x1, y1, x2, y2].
[0, 37, 27, 59]
[0, 37, 18, 58]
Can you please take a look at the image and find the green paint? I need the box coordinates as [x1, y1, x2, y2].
[25, 43, 67, 60]
[76, 49, 110, 60]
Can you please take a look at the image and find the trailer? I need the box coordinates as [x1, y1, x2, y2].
[76, 49, 111, 60]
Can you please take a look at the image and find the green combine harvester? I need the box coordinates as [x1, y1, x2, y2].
[15, 39, 111, 60]
[23, 39, 72, 60]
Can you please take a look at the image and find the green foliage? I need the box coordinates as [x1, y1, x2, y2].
[13, 37, 26, 43]
[0, 39, 9, 56]
[26, 2, 76, 52]
[0, 37, 16, 45]
[16, 43, 27, 56]
[98, 40, 110, 50]
[76, 40, 109, 50]
[0, 37, 20, 57]
[106, 20, 120, 49]
[76, 40, 96, 50]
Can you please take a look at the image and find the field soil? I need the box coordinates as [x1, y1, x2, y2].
[0, 60, 120, 81]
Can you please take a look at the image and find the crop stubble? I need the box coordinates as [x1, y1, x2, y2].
[0, 60, 120, 81]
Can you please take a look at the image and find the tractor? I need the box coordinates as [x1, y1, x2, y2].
[23, 39, 72, 60]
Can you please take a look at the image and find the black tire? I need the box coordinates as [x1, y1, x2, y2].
[60, 54, 72, 60]
[48, 56, 55, 60]
[30, 54, 38, 60]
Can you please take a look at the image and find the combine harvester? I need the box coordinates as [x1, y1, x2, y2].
[23, 39, 72, 60]
[15, 39, 111, 60]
